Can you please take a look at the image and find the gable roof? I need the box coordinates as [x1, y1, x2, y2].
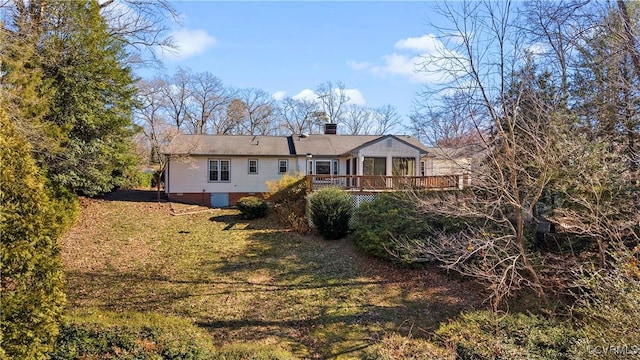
[162, 135, 293, 156]
[343, 134, 429, 156]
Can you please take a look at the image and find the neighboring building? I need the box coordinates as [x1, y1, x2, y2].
[162, 124, 473, 207]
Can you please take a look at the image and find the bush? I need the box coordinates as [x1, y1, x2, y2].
[266, 174, 309, 232]
[434, 311, 578, 360]
[352, 193, 435, 263]
[307, 187, 353, 240]
[570, 246, 640, 359]
[49, 310, 216, 359]
[236, 196, 268, 219]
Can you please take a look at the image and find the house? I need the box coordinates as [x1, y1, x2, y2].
[162, 125, 472, 207]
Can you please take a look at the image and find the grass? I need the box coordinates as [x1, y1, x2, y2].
[60, 190, 482, 359]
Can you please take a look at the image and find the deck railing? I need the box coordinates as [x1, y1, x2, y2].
[305, 174, 465, 191]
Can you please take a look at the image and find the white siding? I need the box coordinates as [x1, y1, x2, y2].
[356, 137, 421, 158]
[167, 155, 294, 193]
[423, 158, 471, 176]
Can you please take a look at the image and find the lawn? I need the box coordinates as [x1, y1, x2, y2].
[60, 190, 482, 359]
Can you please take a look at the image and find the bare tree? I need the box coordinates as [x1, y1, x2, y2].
[233, 88, 276, 135]
[314, 81, 350, 124]
[398, 0, 564, 308]
[184, 71, 229, 134]
[160, 67, 191, 130]
[410, 91, 485, 146]
[135, 78, 185, 200]
[277, 97, 321, 135]
[98, 0, 179, 66]
[371, 104, 402, 135]
[341, 104, 371, 135]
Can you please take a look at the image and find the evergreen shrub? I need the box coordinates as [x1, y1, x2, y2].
[434, 311, 577, 360]
[307, 187, 353, 240]
[236, 196, 268, 219]
[352, 193, 434, 263]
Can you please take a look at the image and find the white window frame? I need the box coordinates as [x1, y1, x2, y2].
[208, 159, 231, 182]
[278, 159, 288, 174]
[248, 159, 258, 174]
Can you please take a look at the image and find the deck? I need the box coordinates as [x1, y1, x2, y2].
[305, 175, 467, 192]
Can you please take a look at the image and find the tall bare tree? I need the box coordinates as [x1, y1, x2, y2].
[342, 104, 371, 135]
[277, 97, 322, 135]
[98, 0, 179, 66]
[314, 81, 350, 124]
[371, 104, 402, 135]
[410, 91, 486, 146]
[160, 67, 191, 130]
[184, 71, 229, 134]
[398, 1, 565, 308]
[233, 88, 276, 135]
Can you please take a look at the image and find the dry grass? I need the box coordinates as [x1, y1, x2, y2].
[60, 190, 483, 359]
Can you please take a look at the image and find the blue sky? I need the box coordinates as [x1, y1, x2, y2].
[151, 1, 450, 125]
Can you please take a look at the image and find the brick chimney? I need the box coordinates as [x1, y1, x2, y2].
[324, 123, 337, 134]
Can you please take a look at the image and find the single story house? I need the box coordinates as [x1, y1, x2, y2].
[162, 125, 472, 207]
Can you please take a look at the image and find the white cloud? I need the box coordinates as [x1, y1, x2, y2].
[343, 89, 366, 105]
[526, 42, 548, 56]
[349, 33, 465, 85]
[272, 91, 287, 101]
[292, 88, 366, 106]
[292, 89, 317, 102]
[394, 34, 442, 53]
[161, 28, 217, 61]
[346, 60, 373, 71]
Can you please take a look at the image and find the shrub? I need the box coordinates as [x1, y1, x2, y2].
[570, 246, 640, 359]
[307, 187, 353, 240]
[236, 196, 268, 219]
[266, 174, 309, 232]
[0, 107, 66, 359]
[352, 193, 435, 263]
[434, 311, 578, 360]
[49, 310, 216, 359]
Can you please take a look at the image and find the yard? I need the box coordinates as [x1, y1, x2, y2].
[60, 190, 483, 359]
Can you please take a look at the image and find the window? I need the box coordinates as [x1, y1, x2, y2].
[278, 159, 288, 174]
[420, 161, 426, 176]
[248, 159, 258, 174]
[315, 160, 331, 175]
[392, 157, 416, 176]
[209, 159, 231, 182]
[332, 160, 339, 175]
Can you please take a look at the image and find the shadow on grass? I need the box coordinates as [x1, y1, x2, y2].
[209, 213, 285, 231]
[64, 225, 482, 358]
[101, 189, 166, 203]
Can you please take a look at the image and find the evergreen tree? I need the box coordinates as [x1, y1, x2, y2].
[39, 0, 139, 196]
[0, 106, 66, 359]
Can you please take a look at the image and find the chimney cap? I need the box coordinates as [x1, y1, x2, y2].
[324, 123, 337, 135]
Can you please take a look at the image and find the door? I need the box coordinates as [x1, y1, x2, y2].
[210, 193, 229, 207]
[363, 157, 386, 188]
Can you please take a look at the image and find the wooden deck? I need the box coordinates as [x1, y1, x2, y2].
[305, 175, 466, 192]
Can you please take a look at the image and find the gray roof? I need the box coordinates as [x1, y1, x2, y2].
[291, 134, 380, 156]
[163, 133, 437, 157]
[162, 135, 293, 156]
